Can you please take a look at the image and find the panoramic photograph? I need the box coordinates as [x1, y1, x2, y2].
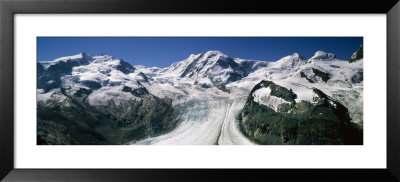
[36, 37, 363, 145]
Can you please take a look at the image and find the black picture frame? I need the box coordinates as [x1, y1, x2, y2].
[1, 0, 399, 181]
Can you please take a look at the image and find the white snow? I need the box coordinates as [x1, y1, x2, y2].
[87, 86, 141, 106]
[39, 53, 88, 69]
[217, 100, 255, 145]
[196, 77, 213, 87]
[37, 89, 67, 103]
[252, 87, 290, 111]
[310, 51, 336, 61]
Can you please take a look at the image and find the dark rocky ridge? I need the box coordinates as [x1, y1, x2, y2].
[349, 45, 363, 63]
[239, 80, 363, 145]
[117, 59, 136, 74]
[37, 92, 179, 145]
[312, 68, 330, 82]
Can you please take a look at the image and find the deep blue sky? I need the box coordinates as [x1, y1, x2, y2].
[37, 37, 363, 67]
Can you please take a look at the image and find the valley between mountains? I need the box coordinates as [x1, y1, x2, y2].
[37, 46, 363, 145]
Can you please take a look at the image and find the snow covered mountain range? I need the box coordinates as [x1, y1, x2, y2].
[37, 46, 363, 145]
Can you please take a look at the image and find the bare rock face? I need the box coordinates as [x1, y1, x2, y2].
[37, 92, 179, 145]
[239, 80, 363, 145]
[349, 45, 363, 63]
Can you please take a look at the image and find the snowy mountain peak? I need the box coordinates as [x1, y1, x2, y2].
[271, 52, 306, 69]
[291, 52, 301, 57]
[289, 52, 305, 60]
[349, 45, 363, 63]
[91, 54, 113, 62]
[181, 50, 227, 63]
[39, 52, 93, 70]
[177, 50, 239, 81]
[160, 50, 261, 87]
[310, 51, 336, 61]
[203, 50, 228, 57]
[279, 52, 305, 60]
[37, 52, 149, 106]
[81, 52, 89, 57]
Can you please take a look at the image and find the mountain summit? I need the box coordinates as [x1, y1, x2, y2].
[349, 45, 363, 63]
[307, 51, 336, 62]
[37, 53, 148, 105]
[163, 50, 268, 87]
[271, 53, 306, 69]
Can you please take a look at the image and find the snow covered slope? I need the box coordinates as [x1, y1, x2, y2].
[37, 53, 150, 105]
